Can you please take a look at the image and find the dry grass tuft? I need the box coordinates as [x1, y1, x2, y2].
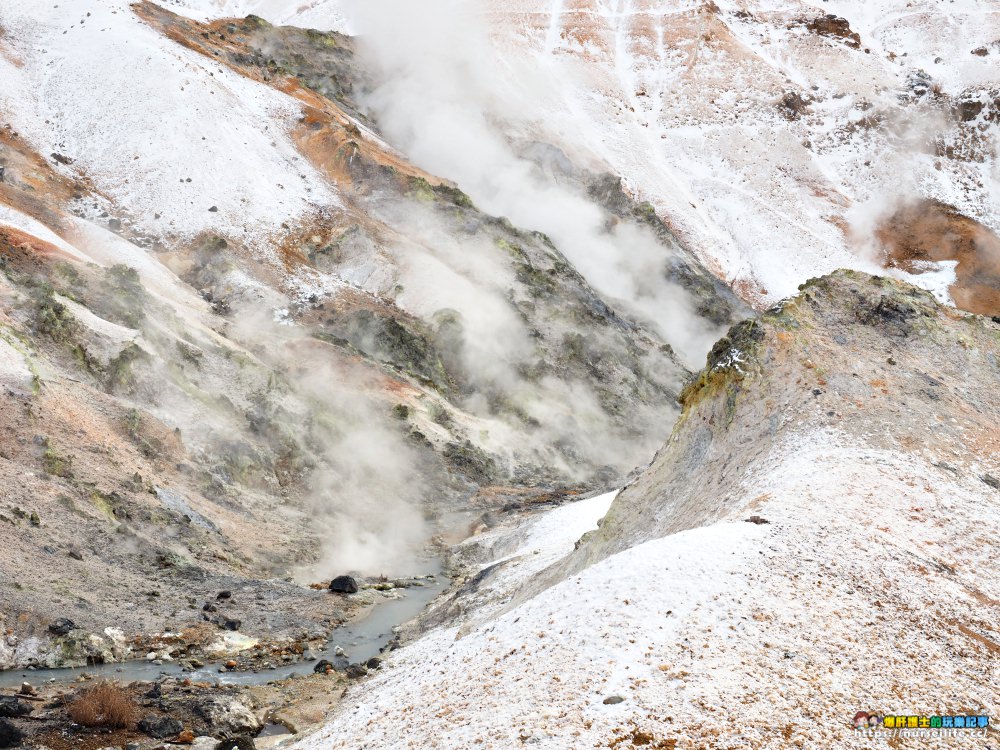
[67, 680, 140, 728]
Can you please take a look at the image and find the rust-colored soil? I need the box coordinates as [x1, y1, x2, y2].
[876, 198, 1000, 316]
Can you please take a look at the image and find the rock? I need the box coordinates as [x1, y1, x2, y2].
[313, 655, 349, 674]
[745, 515, 770, 525]
[108, 217, 122, 231]
[196, 695, 261, 735]
[29, 511, 40, 526]
[345, 663, 367, 679]
[365, 656, 382, 670]
[139, 715, 184, 739]
[216, 590, 232, 600]
[225, 660, 237, 669]
[334, 645, 346, 657]
[982, 474, 1000, 491]
[328, 576, 359, 594]
[208, 206, 219, 213]
[602, 695, 625, 705]
[68, 548, 84, 560]
[313, 659, 334, 674]
[0, 720, 23, 749]
[177, 729, 196, 743]
[48, 617, 75, 636]
[18, 683, 36, 697]
[191, 738, 217, 750]
[0, 696, 31, 718]
[215, 737, 255, 750]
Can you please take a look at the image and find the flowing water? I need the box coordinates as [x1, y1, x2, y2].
[0, 576, 443, 689]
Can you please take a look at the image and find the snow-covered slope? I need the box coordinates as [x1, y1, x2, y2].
[0, 0, 337, 252]
[482, 0, 1000, 305]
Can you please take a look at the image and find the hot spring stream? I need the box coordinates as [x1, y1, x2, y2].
[0, 575, 444, 690]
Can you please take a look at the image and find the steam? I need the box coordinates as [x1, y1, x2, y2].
[346, 0, 723, 369]
[224, 297, 432, 578]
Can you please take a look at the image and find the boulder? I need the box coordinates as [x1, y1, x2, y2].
[345, 663, 368, 678]
[328, 576, 359, 594]
[0, 696, 31, 718]
[0, 719, 23, 749]
[193, 695, 261, 735]
[139, 714, 184, 739]
[48, 617, 75, 636]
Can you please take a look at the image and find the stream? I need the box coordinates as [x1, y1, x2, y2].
[0, 576, 444, 689]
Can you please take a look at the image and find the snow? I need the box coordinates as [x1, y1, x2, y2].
[161, 0, 351, 32]
[292, 427, 999, 749]
[0, 0, 339, 254]
[0, 205, 89, 262]
[437, 0, 1000, 305]
[298, 521, 767, 750]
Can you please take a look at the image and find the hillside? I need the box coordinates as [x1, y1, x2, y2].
[0, 0, 741, 671]
[295, 271, 1000, 749]
[0, 1, 997, 748]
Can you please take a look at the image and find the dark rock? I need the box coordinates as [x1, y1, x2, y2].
[956, 100, 985, 122]
[216, 737, 255, 750]
[602, 695, 625, 705]
[68, 548, 84, 560]
[208, 206, 219, 212]
[345, 663, 367, 678]
[108, 217, 122, 231]
[328, 575, 359, 594]
[982, 474, 1000, 491]
[313, 656, 349, 674]
[0, 696, 31, 718]
[779, 91, 811, 120]
[745, 515, 770, 525]
[805, 14, 861, 48]
[139, 714, 184, 739]
[0, 718, 23, 748]
[203, 602, 217, 612]
[365, 656, 382, 670]
[312, 659, 333, 674]
[216, 590, 233, 600]
[48, 617, 75, 636]
[223, 618, 242, 631]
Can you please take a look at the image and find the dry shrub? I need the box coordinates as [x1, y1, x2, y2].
[67, 680, 139, 728]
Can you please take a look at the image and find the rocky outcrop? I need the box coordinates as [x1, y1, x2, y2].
[569, 270, 1000, 568]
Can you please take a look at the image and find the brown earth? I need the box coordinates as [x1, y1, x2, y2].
[876, 198, 1000, 316]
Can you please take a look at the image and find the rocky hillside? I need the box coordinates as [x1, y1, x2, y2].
[296, 271, 999, 749]
[0, 1, 744, 671]
[474, 0, 1000, 313]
